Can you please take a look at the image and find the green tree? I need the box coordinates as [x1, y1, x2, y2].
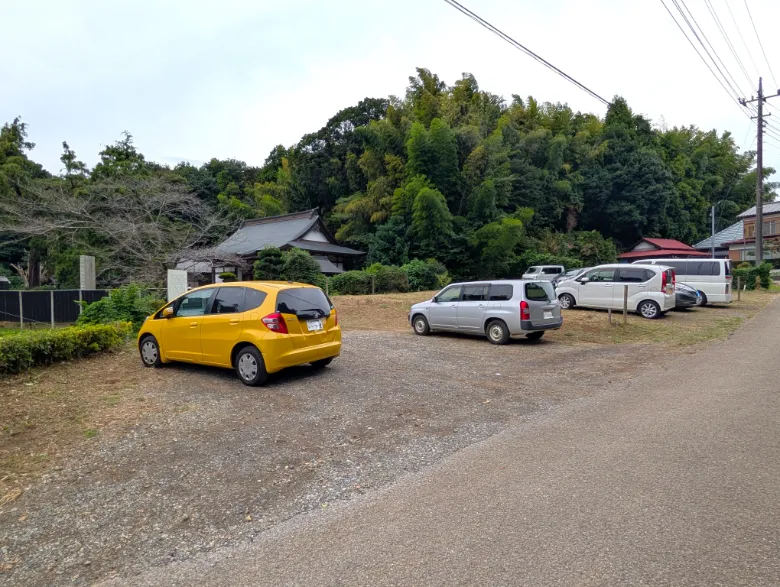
[254, 247, 285, 280]
[412, 187, 452, 256]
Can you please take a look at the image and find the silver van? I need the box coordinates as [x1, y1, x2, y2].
[408, 280, 563, 344]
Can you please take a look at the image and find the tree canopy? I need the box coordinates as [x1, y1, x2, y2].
[1, 68, 775, 287]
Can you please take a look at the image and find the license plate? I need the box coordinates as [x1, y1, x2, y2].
[306, 319, 323, 332]
[543, 311, 553, 319]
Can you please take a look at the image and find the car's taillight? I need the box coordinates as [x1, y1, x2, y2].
[262, 312, 288, 334]
[333, 308, 338, 327]
[661, 270, 667, 292]
[672, 270, 676, 286]
[520, 300, 530, 320]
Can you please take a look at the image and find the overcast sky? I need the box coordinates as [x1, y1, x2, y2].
[3, 0, 780, 179]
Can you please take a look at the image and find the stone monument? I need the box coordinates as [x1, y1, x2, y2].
[79, 255, 96, 290]
[167, 269, 189, 302]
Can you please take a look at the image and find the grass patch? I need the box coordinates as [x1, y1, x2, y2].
[0, 346, 156, 498]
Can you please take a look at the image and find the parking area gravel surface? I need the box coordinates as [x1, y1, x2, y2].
[0, 328, 679, 586]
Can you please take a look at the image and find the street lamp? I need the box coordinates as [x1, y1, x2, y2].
[710, 200, 731, 259]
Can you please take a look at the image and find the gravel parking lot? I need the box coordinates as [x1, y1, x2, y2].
[0, 328, 677, 586]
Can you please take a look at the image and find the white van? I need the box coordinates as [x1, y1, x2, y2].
[631, 259, 732, 305]
[522, 265, 565, 280]
[556, 264, 676, 319]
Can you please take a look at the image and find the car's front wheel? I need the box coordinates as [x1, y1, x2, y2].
[412, 314, 430, 335]
[638, 300, 662, 319]
[139, 335, 163, 368]
[235, 346, 268, 386]
[558, 293, 575, 309]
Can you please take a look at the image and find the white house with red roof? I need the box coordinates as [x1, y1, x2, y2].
[617, 237, 709, 262]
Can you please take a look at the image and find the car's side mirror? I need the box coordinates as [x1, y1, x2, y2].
[579, 277, 590, 284]
[162, 306, 174, 318]
[432, 297, 438, 303]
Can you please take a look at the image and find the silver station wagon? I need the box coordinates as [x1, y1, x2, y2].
[408, 280, 563, 344]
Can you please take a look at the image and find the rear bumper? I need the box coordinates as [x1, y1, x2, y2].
[265, 339, 341, 373]
[520, 319, 562, 332]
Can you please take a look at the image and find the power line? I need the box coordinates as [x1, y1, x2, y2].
[441, 0, 610, 106]
[703, 0, 753, 88]
[742, 0, 778, 89]
[660, 0, 750, 116]
[676, 0, 746, 97]
[724, 0, 761, 79]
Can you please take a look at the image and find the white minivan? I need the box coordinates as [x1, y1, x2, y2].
[556, 264, 676, 319]
[631, 259, 732, 305]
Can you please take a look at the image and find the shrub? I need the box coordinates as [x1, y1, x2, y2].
[218, 271, 237, 282]
[732, 262, 772, 290]
[280, 249, 324, 286]
[77, 285, 164, 332]
[330, 271, 371, 295]
[373, 264, 409, 293]
[402, 259, 439, 291]
[0, 322, 132, 375]
[254, 247, 285, 280]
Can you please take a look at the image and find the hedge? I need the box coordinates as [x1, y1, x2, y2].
[330, 270, 372, 295]
[732, 262, 772, 290]
[0, 322, 133, 375]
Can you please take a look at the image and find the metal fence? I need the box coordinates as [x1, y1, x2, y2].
[0, 290, 108, 327]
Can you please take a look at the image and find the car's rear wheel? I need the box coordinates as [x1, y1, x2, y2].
[486, 320, 510, 345]
[412, 314, 430, 335]
[638, 300, 662, 319]
[311, 357, 334, 370]
[139, 335, 162, 368]
[696, 291, 707, 306]
[558, 293, 575, 309]
[234, 346, 268, 386]
[525, 331, 545, 341]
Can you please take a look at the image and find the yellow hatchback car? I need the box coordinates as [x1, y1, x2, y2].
[137, 282, 341, 385]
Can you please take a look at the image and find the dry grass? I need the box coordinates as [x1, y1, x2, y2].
[0, 346, 154, 499]
[333, 289, 779, 347]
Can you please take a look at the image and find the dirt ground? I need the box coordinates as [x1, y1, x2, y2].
[0, 291, 777, 585]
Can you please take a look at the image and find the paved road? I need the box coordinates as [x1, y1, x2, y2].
[106, 300, 780, 587]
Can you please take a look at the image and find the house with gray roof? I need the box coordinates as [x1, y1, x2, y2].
[693, 221, 743, 258]
[179, 209, 364, 283]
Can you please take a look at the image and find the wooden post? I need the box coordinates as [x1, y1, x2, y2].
[608, 307, 612, 324]
[371, 275, 376, 295]
[623, 285, 628, 324]
[756, 275, 761, 290]
[18, 290, 23, 330]
[78, 289, 83, 314]
[50, 290, 55, 328]
[737, 276, 742, 301]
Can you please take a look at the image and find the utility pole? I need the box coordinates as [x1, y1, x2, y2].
[740, 78, 780, 266]
[711, 205, 715, 259]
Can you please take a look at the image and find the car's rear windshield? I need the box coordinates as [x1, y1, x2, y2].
[525, 282, 554, 302]
[276, 287, 332, 317]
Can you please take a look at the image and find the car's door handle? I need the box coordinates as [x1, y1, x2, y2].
[450, 304, 457, 307]
[229, 319, 240, 325]
[189, 321, 198, 328]
[478, 304, 484, 308]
